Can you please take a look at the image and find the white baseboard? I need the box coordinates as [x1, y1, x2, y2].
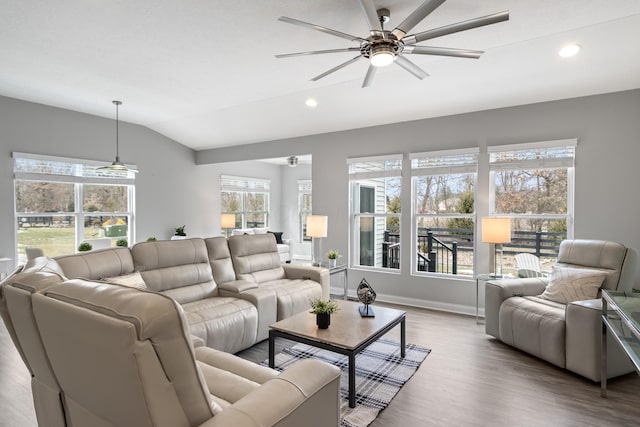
[330, 286, 479, 318]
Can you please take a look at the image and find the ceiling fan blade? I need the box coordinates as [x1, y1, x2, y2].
[391, 0, 446, 40]
[403, 46, 483, 59]
[394, 55, 429, 80]
[361, 64, 377, 88]
[276, 47, 361, 59]
[358, 0, 382, 31]
[278, 16, 366, 42]
[311, 55, 363, 81]
[403, 11, 509, 45]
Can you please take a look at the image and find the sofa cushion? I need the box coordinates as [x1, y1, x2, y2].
[539, 266, 607, 304]
[182, 297, 258, 353]
[499, 296, 566, 368]
[260, 279, 323, 320]
[228, 234, 285, 282]
[56, 248, 134, 280]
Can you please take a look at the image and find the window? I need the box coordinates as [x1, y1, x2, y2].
[349, 155, 402, 271]
[411, 149, 478, 276]
[221, 175, 270, 229]
[298, 180, 312, 242]
[489, 140, 575, 273]
[13, 152, 135, 262]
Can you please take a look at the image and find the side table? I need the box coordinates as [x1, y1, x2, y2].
[324, 263, 348, 300]
[601, 289, 640, 397]
[0, 258, 13, 281]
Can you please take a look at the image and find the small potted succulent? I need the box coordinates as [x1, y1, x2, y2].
[116, 238, 128, 247]
[172, 225, 187, 240]
[309, 298, 340, 329]
[326, 249, 341, 268]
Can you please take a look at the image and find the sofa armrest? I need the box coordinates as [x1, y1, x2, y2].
[282, 264, 330, 300]
[191, 334, 206, 348]
[199, 359, 341, 427]
[195, 346, 278, 385]
[218, 286, 277, 342]
[218, 280, 259, 293]
[484, 277, 547, 338]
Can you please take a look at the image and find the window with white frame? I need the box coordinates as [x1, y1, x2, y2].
[348, 155, 402, 271]
[411, 148, 478, 276]
[298, 180, 312, 242]
[13, 152, 135, 263]
[220, 175, 270, 229]
[489, 139, 575, 274]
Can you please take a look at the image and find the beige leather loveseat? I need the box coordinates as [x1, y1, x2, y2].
[485, 239, 638, 381]
[51, 234, 328, 354]
[0, 264, 341, 427]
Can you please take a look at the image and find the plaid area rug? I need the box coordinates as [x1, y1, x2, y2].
[264, 338, 430, 427]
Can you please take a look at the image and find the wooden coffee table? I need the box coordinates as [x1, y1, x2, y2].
[269, 299, 406, 408]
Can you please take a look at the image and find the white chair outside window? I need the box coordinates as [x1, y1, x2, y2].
[515, 253, 549, 278]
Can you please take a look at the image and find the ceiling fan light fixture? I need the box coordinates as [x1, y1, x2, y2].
[370, 47, 395, 67]
[287, 155, 298, 167]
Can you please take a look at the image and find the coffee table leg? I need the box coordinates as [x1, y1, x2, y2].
[349, 352, 356, 408]
[400, 317, 406, 358]
[268, 331, 275, 368]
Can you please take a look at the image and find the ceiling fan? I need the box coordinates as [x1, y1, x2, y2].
[276, 0, 509, 88]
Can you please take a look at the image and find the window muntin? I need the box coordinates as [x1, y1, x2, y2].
[411, 149, 478, 277]
[489, 140, 575, 274]
[13, 153, 135, 263]
[221, 175, 270, 229]
[349, 155, 402, 271]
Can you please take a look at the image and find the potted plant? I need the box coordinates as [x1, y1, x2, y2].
[309, 298, 340, 329]
[116, 238, 128, 247]
[77, 242, 92, 252]
[146, 237, 157, 241]
[326, 249, 341, 268]
[172, 225, 187, 240]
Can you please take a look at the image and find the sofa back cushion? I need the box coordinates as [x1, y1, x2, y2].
[228, 234, 285, 283]
[56, 247, 134, 280]
[131, 238, 218, 304]
[32, 279, 219, 427]
[556, 240, 637, 292]
[204, 237, 237, 284]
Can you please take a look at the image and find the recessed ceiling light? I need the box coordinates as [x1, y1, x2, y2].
[559, 44, 581, 58]
[305, 98, 318, 108]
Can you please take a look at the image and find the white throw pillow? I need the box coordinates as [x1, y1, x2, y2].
[539, 265, 607, 304]
[253, 227, 269, 234]
[231, 228, 254, 236]
[101, 271, 147, 290]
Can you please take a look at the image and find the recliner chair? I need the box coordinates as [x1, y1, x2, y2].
[485, 239, 638, 381]
[2, 273, 341, 426]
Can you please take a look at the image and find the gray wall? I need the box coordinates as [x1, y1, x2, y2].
[2, 90, 638, 314]
[197, 89, 640, 314]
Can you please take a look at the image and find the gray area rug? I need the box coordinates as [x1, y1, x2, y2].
[264, 338, 431, 427]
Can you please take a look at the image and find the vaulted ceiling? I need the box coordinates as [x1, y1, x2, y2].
[2, 1, 640, 150]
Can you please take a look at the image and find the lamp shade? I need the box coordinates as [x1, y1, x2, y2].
[481, 217, 511, 244]
[221, 214, 235, 229]
[306, 215, 328, 238]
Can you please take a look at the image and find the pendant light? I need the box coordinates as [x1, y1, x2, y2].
[98, 100, 138, 173]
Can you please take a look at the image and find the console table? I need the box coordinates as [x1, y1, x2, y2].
[601, 289, 640, 397]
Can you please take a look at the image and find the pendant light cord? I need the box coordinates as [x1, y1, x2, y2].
[113, 100, 122, 159]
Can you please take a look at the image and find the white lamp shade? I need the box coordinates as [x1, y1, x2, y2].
[221, 214, 236, 229]
[481, 217, 511, 244]
[306, 215, 328, 238]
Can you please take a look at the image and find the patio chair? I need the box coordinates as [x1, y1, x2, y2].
[515, 253, 549, 278]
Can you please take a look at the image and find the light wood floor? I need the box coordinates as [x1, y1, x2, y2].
[2, 302, 639, 427]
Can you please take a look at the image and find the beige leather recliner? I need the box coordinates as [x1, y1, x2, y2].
[485, 239, 638, 381]
[2, 276, 342, 427]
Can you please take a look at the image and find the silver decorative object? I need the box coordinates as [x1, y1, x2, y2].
[357, 278, 376, 317]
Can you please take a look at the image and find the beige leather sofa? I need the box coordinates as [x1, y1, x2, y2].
[50, 234, 328, 354]
[1, 267, 341, 427]
[485, 239, 638, 381]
